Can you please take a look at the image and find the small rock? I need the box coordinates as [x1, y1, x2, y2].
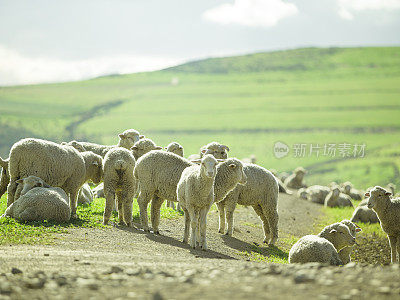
[54, 276, 68, 286]
[378, 286, 391, 294]
[76, 278, 99, 290]
[153, 291, 163, 300]
[11, 268, 22, 275]
[109, 266, 123, 274]
[44, 253, 49, 257]
[343, 262, 357, 269]
[25, 278, 46, 289]
[293, 271, 315, 284]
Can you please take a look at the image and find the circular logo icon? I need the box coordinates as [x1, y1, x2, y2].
[273, 141, 289, 159]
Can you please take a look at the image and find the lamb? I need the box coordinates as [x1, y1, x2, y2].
[284, 167, 307, 189]
[7, 138, 103, 218]
[289, 222, 356, 265]
[78, 183, 94, 205]
[337, 220, 362, 264]
[176, 155, 218, 249]
[306, 185, 331, 204]
[341, 181, 363, 200]
[366, 186, 400, 263]
[350, 204, 379, 224]
[131, 138, 162, 160]
[1, 176, 70, 222]
[66, 129, 143, 157]
[187, 142, 229, 161]
[0, 157, 9, 199]
[102, 147, 136, 226]
[324, 187, 353, 208]
[134, 151, 246, 233]
[216, 163, 279, 245]
[165, 142, 184, 157]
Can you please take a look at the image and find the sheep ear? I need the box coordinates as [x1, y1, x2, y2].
[229, 164, 236, 169]
[222, 145, 230, 152]
[131, 146, 138, 151]
[329, 229, 337, 234]
[191, 159, 201, 163]
[201, 149, 207, 154]
[164, 147, 168, 150]
[118, 134, 125, 139]
[16, 179, 24, 184]
[355, 227, 362, 232]
[179, 146, 183, 150]
[385, 191, 392, 196]
[139, 135, 145, 139]
[155, 146, 163, 150]
[364, 192, 370, 197]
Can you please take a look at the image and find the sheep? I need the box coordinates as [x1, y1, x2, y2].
[7, 138, 103, 218]
[66, 129, 143, 157]
[284, 167, 307, 189]
[241, 155, 256, 164]
[134, 151, 246, 233]
[0, 157, 9, 199]
[341, 181, 363, 200]
[269, 169, 291, 194]
[131, 138, 162, 160]
[102, 147, 136, 227]
[324, 187, 353, 208]
[216, 163, 279, 245]
[366, 186, 400, 263]
[176, 155, 218, 250]
[165, 142, 184, 157]
[306, 185, 331, 204]
[78, 183, 94, 205]
[200, 142, 230, 159]
[297, 188, 308, 200]
[350, 204, 379, 224]
[93, 183, 105, 198]
[1, 176, 70, 222]
[338, 220, 362, 264]
[289, 222, 356, 265]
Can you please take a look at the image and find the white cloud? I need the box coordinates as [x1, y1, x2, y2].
[0, 45, 182, 86]
[202, 0, 298, 28]
[337, 0, 400, 20]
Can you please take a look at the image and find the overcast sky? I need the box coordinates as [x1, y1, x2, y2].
[1, 0, 400, 85]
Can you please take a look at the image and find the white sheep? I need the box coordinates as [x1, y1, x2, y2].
[306, 185, 331, 204]
[337, 220, 362, 264]
[1, 176, 70, 222]
[366, 186, 400, 263]
[165, 142, 184, 157]
[66, 129, 143, 157]
[134, 151, 246, 234]
[289, 222, 356, 265]
[341, 181, 363, 200]
[131, 138, 162, 160]
[7, 138, 103, 218]
[350, 204, 379, 224]
[78, 183, 94, 205]
[200, 142, 230, 159]
[102, 147, 136, 226]
[324, 187, 353, 208]
[216, 163, 279, 245]
[284, 167, 307, 189]
[0, 157, 9, 199]
[93, 183, 105, 198]
[176, 155, 218, 250]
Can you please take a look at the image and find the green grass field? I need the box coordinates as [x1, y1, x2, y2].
[1, 46, 400, 189]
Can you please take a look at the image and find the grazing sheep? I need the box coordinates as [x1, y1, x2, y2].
[217, 164, 279, 245]
[350, 204, 379, 224]
[338, 220, 362, 264]
[366, 186, 400, 263]
[1, 176, 70, 222]
[289, 222, 356, 265]
[102, 148, 136, 226]
[284, 167, 307, 189]
[7, 138, 103, 218]
[78, 183, 94, 205]
[131, 138, 162, 160]
[177, 155, 218, 250]
[93, 183, 105, 198]
[0, 157, 9, 199]
[165, 142, 184, 157]
[241, 155, 256, 164]
[66, 129, 143, 157]
[307, 185, 331, 204]
[324, 187, 353, 208]
[341, 181, 363, 200]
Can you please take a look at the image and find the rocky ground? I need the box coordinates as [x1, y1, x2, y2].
[0, 193, 398, 299]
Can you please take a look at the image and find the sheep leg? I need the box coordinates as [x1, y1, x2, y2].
[103, 191, 115, 225]
[137, 191, 152, 232]
[150, 195, 164, 234]
[116, 192, 126, 226]
[123, 198, 133, 227]
[252, 204, 270, 240]
[216, 201, 226, 234]
[199, 205, 211, 250]
[188, 207, 199, 249]
[6, 180, 18, 207]
[388, 235, 398, 263]
[69, 190, 79, 219]
[260, 202, 279, 245]
[225, 200, 238, 236]
[396, 234, 400, 263]
[182, 206, 190, 243]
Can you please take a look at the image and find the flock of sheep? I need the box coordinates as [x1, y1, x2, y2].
[0, 128, 399, 265]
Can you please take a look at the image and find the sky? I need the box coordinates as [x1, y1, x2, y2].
[0, 0, 400, 86]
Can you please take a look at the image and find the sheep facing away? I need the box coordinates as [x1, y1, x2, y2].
[131, 138, 163, 160]
[338, 220, 362, 264]
[216, 163, 279, 245]
[165, 142, 184, 210]
[289, 222, 356, 265]
[7, 138, 103, 218]
[284, 167, 307, 189]
[102, 147, 136, 226]
[177, 155, 218, 249]
[1, 176, 70, 222]
[64, 129, 143, 158]
[0, 157, 10, 199]
[366, 186, 400, 263]
[324, 187, 353, 208]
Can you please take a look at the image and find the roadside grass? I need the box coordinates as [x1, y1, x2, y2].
[0, 194, 182, 245]
[239, 244, 289, 264]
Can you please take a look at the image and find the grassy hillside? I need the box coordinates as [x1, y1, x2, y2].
[1, 47, 400, 189]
